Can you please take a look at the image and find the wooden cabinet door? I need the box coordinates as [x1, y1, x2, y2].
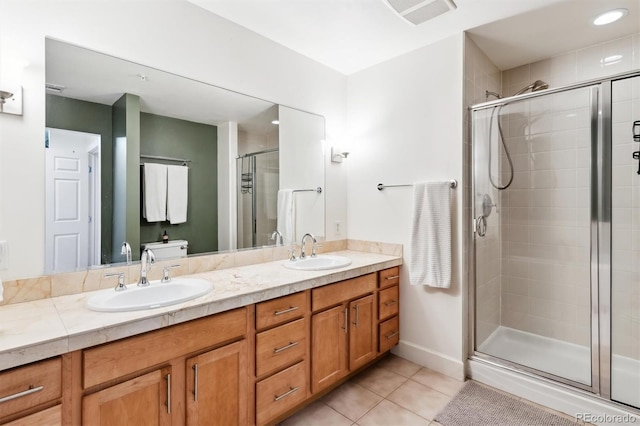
[82, 367, 171, 426]
[349, 294, 376, 371]
[311, 305, 347, 393]
[185, 340, 248, 426]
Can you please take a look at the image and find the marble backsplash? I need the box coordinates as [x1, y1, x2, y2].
[0, 239, 402, 306]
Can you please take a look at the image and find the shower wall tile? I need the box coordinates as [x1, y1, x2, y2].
[464, 35, 502, 347]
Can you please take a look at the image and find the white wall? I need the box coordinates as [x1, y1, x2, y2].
[347, 34, 466, 378]
[0, 0, 347, 279]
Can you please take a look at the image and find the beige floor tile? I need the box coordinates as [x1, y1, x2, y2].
[358, 400, 430, 426]
[323, 382, 383, 422]
[387, 379, 451, 421]
[353, 366, 408, 397]
[376, 354, 422, 378]
[281, 401, 353, 426]
[411, 368, 465, 397]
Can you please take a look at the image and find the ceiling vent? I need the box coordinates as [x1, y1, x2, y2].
[385, 0, 457, 25]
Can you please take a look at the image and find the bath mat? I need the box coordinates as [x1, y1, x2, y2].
[435, 381, 576, 426]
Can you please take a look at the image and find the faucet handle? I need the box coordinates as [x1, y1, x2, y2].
[311, 243, 322, 258]
[105, 272, 126, 291]
[287, 247, 297, 262]
[161, 264, 181, 283]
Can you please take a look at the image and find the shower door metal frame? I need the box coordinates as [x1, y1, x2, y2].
[469, 70, 640, 403]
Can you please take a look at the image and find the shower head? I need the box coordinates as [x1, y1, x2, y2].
[513, 80, 549, 96]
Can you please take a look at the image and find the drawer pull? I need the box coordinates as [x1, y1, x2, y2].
[384, 300, 398, 307]
[192, 364, 199, 402]
[385, 275, 400, 280]
[274, 341, 299, 354]
[165, 374, 171, 414]
[352, 304, 359, 327]
[0, 385, 44, 404]
[274, 306, 299, 316]
[385, 331, 400, 340]
[343, 308, 348, 333]
[274, 386, 299, 402]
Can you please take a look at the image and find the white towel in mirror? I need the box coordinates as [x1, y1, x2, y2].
[277, 189, 295, 245]
[167, 165, 188, 224]
[143, 163, 167, 222]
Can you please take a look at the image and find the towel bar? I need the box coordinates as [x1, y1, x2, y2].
[377, 180, 457, 191]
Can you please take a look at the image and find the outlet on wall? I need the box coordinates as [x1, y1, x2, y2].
[335, 221, 342, 235]
[0, 240, 7, 270]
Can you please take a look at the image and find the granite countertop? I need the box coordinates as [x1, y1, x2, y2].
[0, 250, 402, 371]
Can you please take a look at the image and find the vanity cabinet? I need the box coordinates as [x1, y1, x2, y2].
[186, 340, 248, 426]
[79, 307, 249, 426]
[82, 367, 172, 425]
[377, 267, 400, 353]
[310, 273, 377, 394]
[254, 292, 310, 426]
[0, 357, 62, 425]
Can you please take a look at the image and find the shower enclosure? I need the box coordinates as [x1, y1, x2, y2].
[237, 149, 279, 249]
[471, 71, 640, 410]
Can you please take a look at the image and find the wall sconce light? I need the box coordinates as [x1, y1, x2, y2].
[331, 147, 350, 163]
[0, 87, 22, 116]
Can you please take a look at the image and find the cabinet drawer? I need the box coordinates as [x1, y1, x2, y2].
[256, 318, 307, 377]
[84, 307, 247, 389]
[0, 358, 61, 420]
[256, 361, 307, 426]
[379, 267, 400, 288]
[256, 292, 308, 331]
[312, 273, 376, 312]
[378, 286, 399, 320]
[379, 316, 399, 353]
[4, 404, 62, 426]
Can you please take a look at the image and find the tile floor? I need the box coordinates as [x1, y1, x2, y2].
[281, 355, 587, 426]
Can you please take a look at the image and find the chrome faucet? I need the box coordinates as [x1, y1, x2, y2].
[121, 242, 132, 264]
[300, 233, 317, 259]
[138, 248, 156, 287]
[271, 230, 284, 246]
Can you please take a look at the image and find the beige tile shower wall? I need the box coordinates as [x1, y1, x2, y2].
[499, 92, 592, 346]
[464, 35, 502, 347]
[500, 33, 640, 349]
[611, 77, 640, 360]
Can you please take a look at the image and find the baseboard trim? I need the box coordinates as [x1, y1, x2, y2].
[392, 340, 465, 381]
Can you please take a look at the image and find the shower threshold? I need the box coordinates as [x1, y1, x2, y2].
[477, 326, 640, 408]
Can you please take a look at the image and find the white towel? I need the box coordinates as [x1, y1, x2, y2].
[143, 163, 167, 222]
[277, 189, 295, 245]
[167, 165, 188, 224]
[410, 181, 452, 288]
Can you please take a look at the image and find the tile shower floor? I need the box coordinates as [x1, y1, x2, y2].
[281, 355, 586, 426]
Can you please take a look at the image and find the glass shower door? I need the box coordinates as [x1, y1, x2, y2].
[237, 150, 279, 249]
[473, 85, 596, 387]
[610, 75, 640, 409]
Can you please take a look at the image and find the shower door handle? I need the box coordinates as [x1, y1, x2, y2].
[475, 216, 487, 237]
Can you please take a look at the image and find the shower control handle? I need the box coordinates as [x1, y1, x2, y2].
[475, 216, 487, 237]
[633, 151, 640, 175]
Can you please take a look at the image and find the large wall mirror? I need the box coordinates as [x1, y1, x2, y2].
[45, 38, 325, 274]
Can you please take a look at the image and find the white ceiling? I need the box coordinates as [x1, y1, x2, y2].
[188, 0, 640, 74]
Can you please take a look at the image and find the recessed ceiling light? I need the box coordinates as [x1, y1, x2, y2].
[271, 120, 279, 125]
[593, 8, 628, 26]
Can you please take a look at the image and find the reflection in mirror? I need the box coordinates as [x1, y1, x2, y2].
[44, 38, 325, 275]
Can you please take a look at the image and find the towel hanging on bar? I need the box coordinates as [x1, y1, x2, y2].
[409, 181, 453, 288]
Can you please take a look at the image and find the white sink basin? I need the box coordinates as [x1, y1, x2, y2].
[283, 255, 352, 271]
[86, 278, 213, 312]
